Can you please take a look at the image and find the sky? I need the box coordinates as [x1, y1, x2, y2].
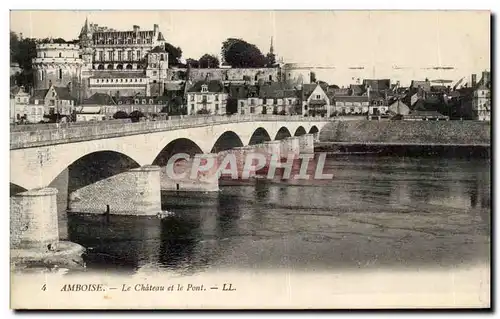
[9, 10, 491, 86]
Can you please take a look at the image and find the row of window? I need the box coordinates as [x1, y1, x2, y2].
[189, 94, 220, 102]
[95, 78, 146, 83]
[96, 50, 144, 62]
[190, 104, 221, 112]
[39, 52, 76, 58]
[94, 38, 154, 45]
[117, 99, 166, 105]
[40, 69, 64, 81]
[335, 102, 370, 107]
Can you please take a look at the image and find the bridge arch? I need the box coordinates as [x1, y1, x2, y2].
[65, 151, 141, 194]
[153, 138, 204, 166]
[248, 127, 272, 145]
[309, 125, 319, 134]
[294, 126, 307, 136]
[10, 143, 149, 191]
[274, 127, 292, 140]
[210, 131, 244, 153]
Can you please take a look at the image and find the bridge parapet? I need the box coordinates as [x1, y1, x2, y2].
[10, 115, 327, 150]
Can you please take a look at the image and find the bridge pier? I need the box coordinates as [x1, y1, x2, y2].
[161, 154, 219, 192]
[280, 137, 300, 159]
[298, 134, 315, 154]
[68, 165, 162, 216]
[10, 187, 85, 268]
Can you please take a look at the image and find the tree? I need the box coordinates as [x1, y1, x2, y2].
[129, 110, 145, 122]
[266, 52, 276, 67]
[221, 38, 267, 68]
[226, 98, 238, 115]
[310, 72, 317, 83]
[40, 37, 68, 44]
[198, 54, 219, 68]
[113, 111, 129, 119]
[164, 42, 183, 66]
[10, 33, 37, 89]
[10, 32, 19, 63]
[186, 58, 199, 68]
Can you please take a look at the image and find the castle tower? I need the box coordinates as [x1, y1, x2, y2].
[146, 46, 169, 96]
[32, 40, 84, 100]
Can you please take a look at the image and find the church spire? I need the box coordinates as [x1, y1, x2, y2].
[270, 36, 274, 54]
[79, 17, 90, 39]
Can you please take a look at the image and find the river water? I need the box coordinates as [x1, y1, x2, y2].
[58, 155, 490, 275]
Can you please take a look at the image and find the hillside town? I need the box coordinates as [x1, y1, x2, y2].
[10, 20, 491, 125]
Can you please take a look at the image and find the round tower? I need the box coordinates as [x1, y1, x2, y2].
[282, 63, 312, 86]
[32, 42, 84, 95]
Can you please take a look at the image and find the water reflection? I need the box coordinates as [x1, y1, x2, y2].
[63, 155, 490, 274]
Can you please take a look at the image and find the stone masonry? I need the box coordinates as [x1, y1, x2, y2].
[68, 165, 161, 215]
[10, 187, 59, 249]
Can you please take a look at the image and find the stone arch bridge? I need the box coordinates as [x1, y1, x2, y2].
[10, 115, 328, 255]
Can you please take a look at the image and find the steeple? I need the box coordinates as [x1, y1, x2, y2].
[79, 17, 90, 39]
[270, 36, 274, 54]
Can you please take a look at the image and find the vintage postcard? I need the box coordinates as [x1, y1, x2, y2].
[9, 10, 491, 309]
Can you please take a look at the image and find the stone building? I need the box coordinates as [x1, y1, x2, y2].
[472, 71, 491, 121]
[31, 42, 83, 102]
[31, 84, 76, 117]
[186, 80, 227, 115]
[32, 19, 171, 103]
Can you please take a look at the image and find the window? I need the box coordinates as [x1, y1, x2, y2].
[58, 69, 63, 80]
[118, 51, 123, 61]
[59, 52, 62, 58]
[106, 79, 109, 83]
[135, 79, 138, 82]
[190, 95, 194, 101]
[98, 51, 104, 61]
[96, 79, 99, 83]
[289, 99, 292, 105]
[273, 98, 277, 105]
[142, 99, 146, 105]
[316, 95, 321, 99]
[240, 101, 244, 107]
[149, 99, 153, 104]
[263, 98, 267, 105]
[202, 95, 208, 103]
[108, 51, 114, 61]
[120, 79, 123, 82]
[41, 70, 44, 81]
[152, 64, 156, 68]
[201, 85, 208, 93]
[52, 92, 56, 97]
[153, 71, 157, 76]
[134, 99, 139, 104]
[136, 50, 141, 60]
[215, 104, 219, 111]
[191, 104, 194, 111]
[160, 54, 164, 61]
[250, 107, 255, 114]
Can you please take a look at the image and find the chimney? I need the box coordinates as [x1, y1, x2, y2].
[133, 25, 140, 34]
[153, 24, 159, 34]
[471, 74, 477, 88]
